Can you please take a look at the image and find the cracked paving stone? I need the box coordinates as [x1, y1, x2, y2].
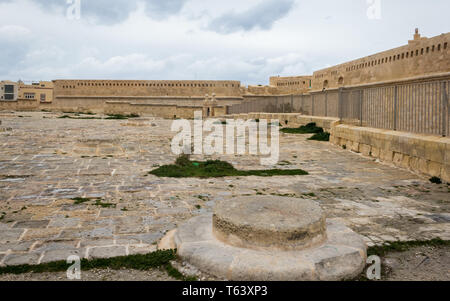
[40, 248, 86, 264]
[3, 253, 41, 266]
[0, 229, 25, 243]
[88, 246, 127, 259]
[13, 220, 50, 229]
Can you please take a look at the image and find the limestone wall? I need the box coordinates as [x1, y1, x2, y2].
[312, 32, 450, 90]
[331, 124, 449, 183]
[269, 76, 312, 94]
[53, 80, 242, 98]
[104, 101, 203, 119]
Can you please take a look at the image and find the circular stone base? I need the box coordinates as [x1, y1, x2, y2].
[213, 196, 327, 251]
[172, 214, 367, 281]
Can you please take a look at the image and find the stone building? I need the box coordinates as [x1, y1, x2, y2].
[0, 81, 18, 101]
[17, 81, 54, 103]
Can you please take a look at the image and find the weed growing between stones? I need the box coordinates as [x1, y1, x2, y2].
[429, 176, 442, 184]
[0, 250, 177, 275]
[105, 114, 140, 120]
[58, 114, 139, 120]
[149, 155, 308, 178]
[71, 197, 116, 208]
[308, 132, 330, 141]
[58, 115, 101, 120]
[280, 122, 324, 134]
[367, 238, 449, 257]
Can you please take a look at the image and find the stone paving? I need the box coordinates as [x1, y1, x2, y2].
[0, 111, 449, 267]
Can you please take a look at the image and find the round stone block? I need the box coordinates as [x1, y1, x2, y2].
[213, 196, 327, 251]
[172, 213, 367, 281]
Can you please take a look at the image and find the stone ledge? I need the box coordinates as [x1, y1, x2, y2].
[331, 124, 450, 182]
[172, 214, 367, 281]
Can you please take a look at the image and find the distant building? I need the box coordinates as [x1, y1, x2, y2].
[0, 81, 18, 101]
[18, 81, 54, 103]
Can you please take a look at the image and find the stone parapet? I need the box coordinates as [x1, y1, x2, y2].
[331, 125, 450, 183]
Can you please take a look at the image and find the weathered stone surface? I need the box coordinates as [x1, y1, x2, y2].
[79, 239, 114, 248]
[305, 244, 365, 281]
[0, 241, 34, 252]
[48, 218, 81, 228]
[33, 241, 79, 252]
[128, 244, 157, 255]
[40, 248, 85, 264]
[173, 213, 366, 281]
[3, 253, 41, 266]
[213, 197, 326, 251]
[0, 229, 25, 242]
[13, 220, 50, 229]
[88, 246, 127, 259]
[158, 229, 177, 250]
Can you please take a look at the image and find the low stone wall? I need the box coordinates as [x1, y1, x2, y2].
[220, 113, 449, 182]
[220, 113, 339, 130]
[105, 101, 202, 119]
[331, 125, 450, 183]
[0, 99, 44, 111]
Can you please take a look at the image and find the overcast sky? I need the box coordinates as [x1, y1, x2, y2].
[0, 0, 448, 85]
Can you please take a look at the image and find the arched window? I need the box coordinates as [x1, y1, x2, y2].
[338, 77, 344, 86]
[323, 80, 329, 89]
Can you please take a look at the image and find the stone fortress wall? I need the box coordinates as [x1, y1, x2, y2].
[311, 30, 449, 91]
[269, 75, 312, 94]
[54, 80, 242, 97]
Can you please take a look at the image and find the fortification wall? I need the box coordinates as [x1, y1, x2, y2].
[0, 99, 41, 111]
[104, 101, 202, 119]
[269, 76, 312, 94]
[312, 32, 450, 90]
[53, 80, 242, 98]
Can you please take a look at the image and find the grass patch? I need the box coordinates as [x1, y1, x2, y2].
[105, 114, 139, 120]
[149, 155, 308, 178]
[367, 238, 450, 257]
[58, 115, 101, 120]
[71, 197, 91, 205]
[0, 249, 177, 275]
[71, 197, 116, 208]
[308, 132, 330, 141]
[429, 176, 442, 184]
[94, 200, 116, 208]
[281, 122, 324, 134]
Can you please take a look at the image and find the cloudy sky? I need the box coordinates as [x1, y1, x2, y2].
[0, 0, 448, 85]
